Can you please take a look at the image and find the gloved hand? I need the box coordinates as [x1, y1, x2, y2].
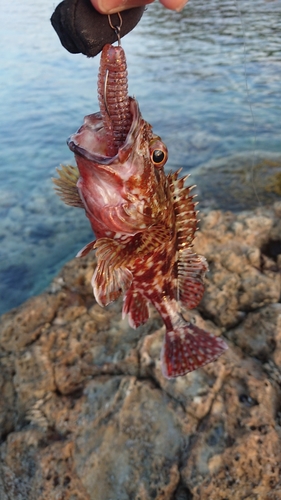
[51, 0, 145, 57]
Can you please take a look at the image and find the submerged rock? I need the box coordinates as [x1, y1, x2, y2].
[0, 202, 280, 499]
[193, 152, 281, 212]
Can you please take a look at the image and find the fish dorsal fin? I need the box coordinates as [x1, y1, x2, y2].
[168, 170, 208, 309]
[177, 248, 208, 309]
[92, 259, 133, 307]
[53, 165, 83, 208]
[122, 289, 149, 329]
[168, 170, 198, 250]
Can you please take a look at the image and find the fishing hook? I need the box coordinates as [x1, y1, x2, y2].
[104, 69, 110, 116]
[108, 12, 123, 45]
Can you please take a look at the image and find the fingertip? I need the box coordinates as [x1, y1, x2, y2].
[89, 0, 117, 15]
[160, 0, 189, 11]
[90, 0, 152, 15]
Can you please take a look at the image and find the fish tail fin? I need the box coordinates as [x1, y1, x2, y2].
[161, 320, 227, 379]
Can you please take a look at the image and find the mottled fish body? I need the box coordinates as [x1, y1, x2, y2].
[54, 44, 227, 378]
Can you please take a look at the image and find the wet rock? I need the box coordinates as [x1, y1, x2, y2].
[195, 203, 281, 329]
[0, 202, 280, 499]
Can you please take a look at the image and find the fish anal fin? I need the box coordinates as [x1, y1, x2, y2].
[122, 289, 149, 329]
[53, 165, 83, 208]
[178, 249, 208, 309]
[92, 260, 133, 307]
[161, 322, 227, 378]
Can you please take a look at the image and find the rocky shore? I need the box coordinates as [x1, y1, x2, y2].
[0, 202, 281, 499]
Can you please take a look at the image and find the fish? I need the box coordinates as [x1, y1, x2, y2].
[54, 43, 227, 378]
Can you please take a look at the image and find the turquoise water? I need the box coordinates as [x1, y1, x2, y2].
[1, 0, 280, 314]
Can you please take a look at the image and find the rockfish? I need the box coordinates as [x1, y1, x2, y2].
[54, 44, 227, 378]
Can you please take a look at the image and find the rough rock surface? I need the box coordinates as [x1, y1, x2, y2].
[0, 202, 281, 500]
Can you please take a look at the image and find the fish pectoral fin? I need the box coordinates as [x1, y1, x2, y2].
[161, 320, 227, 379]
[94, 238, 127, 268]
[178, 249, 208, 309]
[136, 224, 171, 255]
[53, 165, 83, 208]
[76, 239, 96, 258]
[122, 289, 149, 329]
[92, 260, 133, 307]
[94, 225, 169, 270]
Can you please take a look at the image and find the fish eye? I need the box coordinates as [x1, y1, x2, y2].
[149, 138, 168, 168]
[152, 150, 165, 164]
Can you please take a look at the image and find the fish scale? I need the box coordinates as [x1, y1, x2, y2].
[54, 43, 227, 378]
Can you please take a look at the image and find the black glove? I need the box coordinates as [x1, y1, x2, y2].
[51, 0, 145, 57]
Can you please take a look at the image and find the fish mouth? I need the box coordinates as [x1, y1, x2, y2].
[67, 97, 142, 165]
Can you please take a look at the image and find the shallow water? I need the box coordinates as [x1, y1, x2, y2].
[1, 0, 280, 314]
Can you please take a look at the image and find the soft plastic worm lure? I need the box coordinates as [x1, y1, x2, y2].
[98, 24, 132, 157]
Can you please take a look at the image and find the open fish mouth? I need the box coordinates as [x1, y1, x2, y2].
[67, 97, 142, 165]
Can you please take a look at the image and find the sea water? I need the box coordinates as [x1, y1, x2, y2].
[0, 0, 280, 314]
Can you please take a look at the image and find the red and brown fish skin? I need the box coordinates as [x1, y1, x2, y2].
[54, 45, 227, 378]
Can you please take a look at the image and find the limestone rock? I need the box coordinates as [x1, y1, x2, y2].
[0, 202, 280, 499]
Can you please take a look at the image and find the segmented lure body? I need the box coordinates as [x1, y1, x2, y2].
[98, 44, 131, 156]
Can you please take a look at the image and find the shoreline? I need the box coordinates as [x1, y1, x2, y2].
[0, 201, 280, 498]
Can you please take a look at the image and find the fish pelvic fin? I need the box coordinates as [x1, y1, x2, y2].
[161, 320, 227, 379]
[122, 289, 149, 329]
[53, 165, 83, 208]
[178, 248, 208, 309]
[92, 260, 133, 307]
